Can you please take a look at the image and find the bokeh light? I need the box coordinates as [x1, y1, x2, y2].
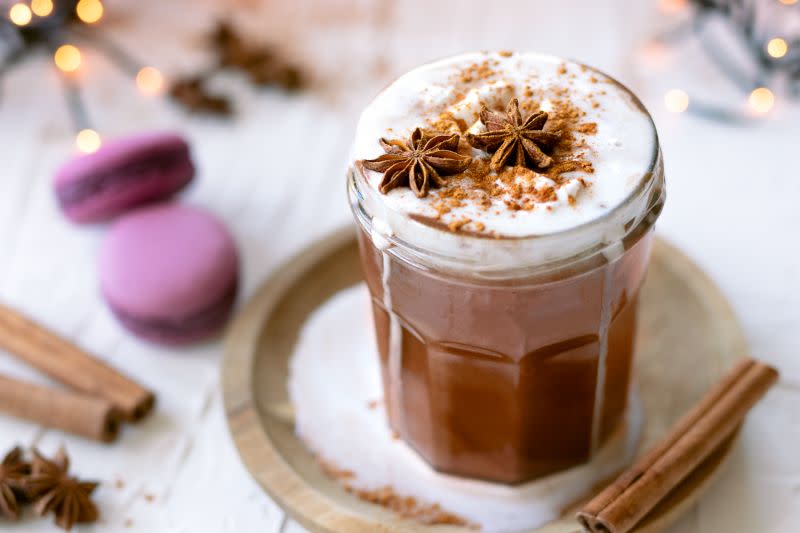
[748, 87, 775, 113]
[9, 3, 32, 26]
[76, 0, 104, 24]
[664, 89, 689, 113]
[76, 129, 102, 153]
[54, 45, 82, 73]
[658, 0, 688, 14]
[641, 41, 670, 68]
[767, 38, 788, 58]
[136, 67, 165, 95]
[31, 0, 54, 17]
[778, 0, 798, 5]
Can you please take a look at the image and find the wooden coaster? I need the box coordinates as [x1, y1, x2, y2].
[223, 227, 747, 533]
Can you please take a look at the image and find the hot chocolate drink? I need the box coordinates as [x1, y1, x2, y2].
[348, 52, 664, 484]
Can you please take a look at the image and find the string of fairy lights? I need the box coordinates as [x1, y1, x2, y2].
[2, 0, 165, 153]
[4, 0, 797, 150]
[654, 0, 800, 120]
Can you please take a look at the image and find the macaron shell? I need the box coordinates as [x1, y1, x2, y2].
[100, 204, 239, 344]
[55, 132, 194, 223]
[106, 281, 237, 346]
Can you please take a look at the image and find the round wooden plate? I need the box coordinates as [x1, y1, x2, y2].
[223, 227, 748, 533]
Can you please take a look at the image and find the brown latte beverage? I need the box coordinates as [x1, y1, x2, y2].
[348, 52, 665, 484]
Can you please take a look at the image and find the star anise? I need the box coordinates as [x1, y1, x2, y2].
[212, 21, 304, 91]
[363, 128, 472, 198]
[24, 448, 99, 531]
[170, 75, 233, 116]
[0, 446, 30, 521]
[467, 98, 560, 171]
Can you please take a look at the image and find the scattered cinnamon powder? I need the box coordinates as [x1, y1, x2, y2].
[367, 399, 382, 410]
[447, 217, 472, 232]
[317, 456, 476, 526]
[319, 458, 356, 480]
[374, 53, 605, 235]
[429, 112, 468, 135]
[453, 59, 500, 85]
[350, 486, 477, 527]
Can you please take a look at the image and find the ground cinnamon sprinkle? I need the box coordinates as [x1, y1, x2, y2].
[429, 111, 468, 135]
[447, 217, 472, 232]
[379, 53, 604, 235]
[423, 91, 595, 232]
[319, 458, 356, 480]
[350, 486, 476, 527]
[455, 60, 498, 84]
[317, 456, 476, 527]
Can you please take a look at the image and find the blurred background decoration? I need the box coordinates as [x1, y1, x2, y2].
[642, 0, 800, 121]
[0, 0, 304, 154]
[0, 0, 159, 153]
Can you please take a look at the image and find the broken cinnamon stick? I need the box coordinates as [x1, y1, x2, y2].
[577, 357, 778, 533]
[0, 373, 121, 442]
[0, 304, 155, 421]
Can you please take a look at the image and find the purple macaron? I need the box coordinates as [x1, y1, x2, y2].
[55, 132, 194, 223]
[100, 204, 239, 345]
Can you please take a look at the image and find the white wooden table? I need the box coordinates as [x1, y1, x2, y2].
[1, 0, 798, 531]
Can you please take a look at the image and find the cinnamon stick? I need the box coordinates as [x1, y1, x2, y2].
[0, 373, 121, 442]
[0, 304, 155, 421]
[577, 358, 778, 533]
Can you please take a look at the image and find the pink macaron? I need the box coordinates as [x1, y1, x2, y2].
[99, 204, 239, 345]
[55, 132, 195, 223]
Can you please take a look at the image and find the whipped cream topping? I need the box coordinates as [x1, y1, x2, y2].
[351, 52, 657, 243]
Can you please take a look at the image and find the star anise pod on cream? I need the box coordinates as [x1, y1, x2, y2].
[467, 98, 560, 171]
[24, 448, 99, 531]
[363, 128, 472, 198]
[0, 446, 30, 521]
